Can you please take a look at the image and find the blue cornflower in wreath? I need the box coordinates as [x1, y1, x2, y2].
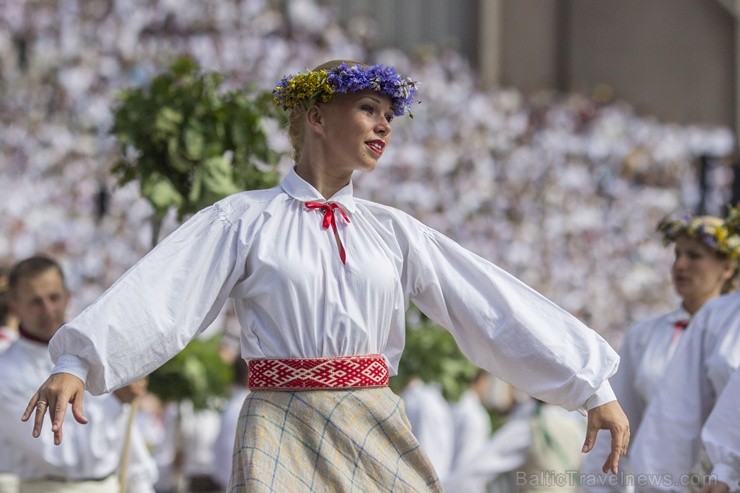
[273, 62, 418, 117]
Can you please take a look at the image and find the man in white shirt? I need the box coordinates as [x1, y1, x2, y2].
[0, 255, 158, 493]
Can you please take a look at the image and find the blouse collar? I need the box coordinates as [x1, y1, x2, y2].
[281, 167, 357, 214]
[668, 305, 692, 326]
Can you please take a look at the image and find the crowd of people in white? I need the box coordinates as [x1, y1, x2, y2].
[0, 1, 737, 492]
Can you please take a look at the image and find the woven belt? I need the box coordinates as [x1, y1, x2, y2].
[248, 354, 389, 391]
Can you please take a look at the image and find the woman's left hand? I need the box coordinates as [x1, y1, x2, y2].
[583, 400, 630, 474]
[22, 372, 88, 446]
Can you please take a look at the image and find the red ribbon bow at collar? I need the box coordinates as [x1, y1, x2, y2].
[673, 320, 689, 330]
[670, 319, 689, 347]
[305, 201, 351, 264]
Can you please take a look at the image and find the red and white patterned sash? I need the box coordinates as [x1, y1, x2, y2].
[247, 354, 389, 391]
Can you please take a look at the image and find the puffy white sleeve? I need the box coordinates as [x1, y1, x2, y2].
[701, 367, 740, 489]
[403, 222, 619, 412]
[49, 202, 251, 394]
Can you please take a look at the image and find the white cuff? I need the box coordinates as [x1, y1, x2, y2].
[51, 354, 90, 386]
[584, 381, 616, 411]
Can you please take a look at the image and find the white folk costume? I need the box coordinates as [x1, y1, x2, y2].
[701, 366, 740, 491]
[48, 169, 619, 492]
[444, 387, 499, 493]
[448, 388, 492, 490]
[630, 292, 740, 491]
[443, 399, 585, 493]
[177, 400, 222, 492]
[0, 336, 157, 493]
[400, 379, 456, 481]
[580, 306, 691, 492]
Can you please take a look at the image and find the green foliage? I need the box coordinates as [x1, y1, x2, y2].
[110, 57, 285, 406]
[109, 56, 285, 223]
[391, 306, 480, 402]
[147, 336, 234, 411]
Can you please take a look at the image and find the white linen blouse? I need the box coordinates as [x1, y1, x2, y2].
[580, 306, 691, 492]
[49, 168, 617, 412]
[630, 291, 740, 490]
[701, 366, 739, 489]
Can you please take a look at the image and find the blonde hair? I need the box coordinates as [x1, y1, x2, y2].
[285, 60, 367, 161]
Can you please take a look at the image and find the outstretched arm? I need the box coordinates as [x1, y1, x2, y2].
[583, 400, 630, 474]
[22, 372, 87, 445]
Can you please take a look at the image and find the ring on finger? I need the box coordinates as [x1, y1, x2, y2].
[36, 401, 48, 408]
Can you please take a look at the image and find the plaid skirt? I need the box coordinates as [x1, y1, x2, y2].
[227, 387, 442, 492]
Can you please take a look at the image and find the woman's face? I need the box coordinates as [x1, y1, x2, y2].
[672, 235, 734, 308]
[319, 90, 393, 173]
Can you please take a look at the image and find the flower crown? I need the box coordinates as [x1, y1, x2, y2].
[657, 207, 740, 263]
[272, 63, 418, 117]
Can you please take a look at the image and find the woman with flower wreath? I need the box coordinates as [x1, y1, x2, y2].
[581, 212, 740, 492]
[629, 209, 740, 492]
[23, 60, 628, 492]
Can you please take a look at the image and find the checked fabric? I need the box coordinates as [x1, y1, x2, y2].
[247, 354, 389, 391]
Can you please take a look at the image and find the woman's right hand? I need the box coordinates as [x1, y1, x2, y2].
[22, 372, 88, 445]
